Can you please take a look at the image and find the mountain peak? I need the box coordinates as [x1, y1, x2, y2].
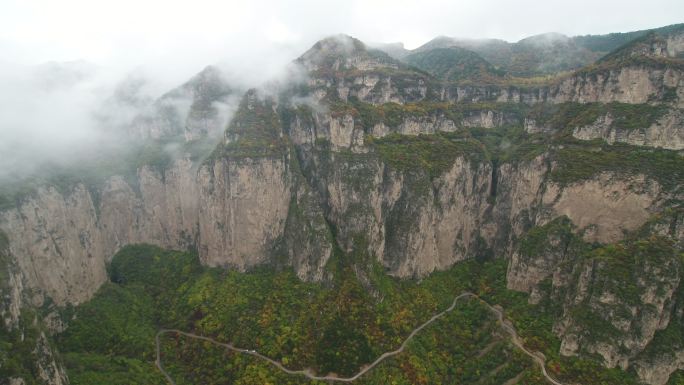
[297, 35, 400, 73]
[300, 34, 367, 62]
[518, 32, 571, 46]
[598, 28, 684, 65]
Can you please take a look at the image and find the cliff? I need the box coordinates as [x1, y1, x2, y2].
[0, 31, 683, 384]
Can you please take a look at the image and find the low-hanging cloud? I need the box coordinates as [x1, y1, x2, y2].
[0, 0, 682, 181]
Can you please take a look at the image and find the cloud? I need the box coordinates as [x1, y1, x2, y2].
[0, 0, 682, 180]
[0, 62, 154, 179]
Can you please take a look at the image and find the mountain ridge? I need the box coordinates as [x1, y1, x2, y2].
[1, 23, 683, 385]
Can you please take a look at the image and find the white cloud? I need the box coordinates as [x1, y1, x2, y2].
[0, 0, 681, 179]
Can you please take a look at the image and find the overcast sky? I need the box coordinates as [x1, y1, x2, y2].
[0, 0, 681, 179]
[1, 0, 682, 85]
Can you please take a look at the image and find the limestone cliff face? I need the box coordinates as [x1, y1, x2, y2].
[635, 352, 684, 385]
[506, 217, 578, 294]
[488, 155, 550, 252]
[287, 108, 522, 154]
[0, 236, 69, 385]
[2, 105, 673, 309]
[0, 157, 199, 306]
[1, 31, 683, 385]
[549, 67, 683, 104]
[507, 202, 683, 384]
[281, 176, 334, 281]
[382, 158, 492, 276]
[554, 252, 681, 369]
[300, 151, 493, 278]
[572, 108, 684, 150]
[197, 156, 291, 270]
[440, 65, 684, 106]
[1, 185, 107, 306]
[550, 239, 682, 371]
[506, 172, 665, 293]
[299, 36, 432, 106]
[542, 174, 662, 243]
[0, 233, 24, 330]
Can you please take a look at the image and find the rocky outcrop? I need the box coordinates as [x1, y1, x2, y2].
[635, 352, 684, 385]
[550, 67, 681, 104]
[552, 239, 681, 370]
[0, 157, 199, 305]
[542, 173, 661, 244]
[381, 158, 492, 276]
[1, 31, 683, 385]
[299, 36, 433, 106]
[506, 217, 581, 293]
[306, 153, 493, 278]
[1, 185, 107, 306]
[1, 235, 24, 330]
[34, 331, 68, 385]
[197, 156, 291, 270]
[573, 109, 684, 150]
[0, 236, 69, 385]
[281, 176, 334, 281]
[507, 206, 684, 384]
[130, 66, 238, 141]
[441, 65, 684, 106]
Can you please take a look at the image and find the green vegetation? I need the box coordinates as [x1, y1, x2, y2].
[563, 236, 682, 351]
[369, 132, 487, 177]
[527, 102, 668, 131]
[54, 242, 649, 385]
[549, 139, 684, 190]
[320, 98, 679, 188]
[63, 353, 165, 385]
[577, 30, 684, 77]
[217, 92, 288, 159]
[667, 370, 684, 385]
[574, 24, 684, 52]
[0, 231, 51, 384]
[517, 216, 586, 259]
[56, 245, 205, 384]
[0, 134, 219, 211]
[467, 125, 548, 163]
[333, 100, 529, 130]
[405, 47, 506, 84]
[0, 309, 48, 385]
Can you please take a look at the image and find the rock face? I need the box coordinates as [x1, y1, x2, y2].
[508, 204, 684, 384]
[3, 109, 670, 309]
[198, 156, 291, 270]
[543, 174, 661, 243]
[551, 235, 682, 370]
[1, 31, 683, 384]
[572, 109, 684, 150]
[0, 233, 69, 385]
[299, 151, 494, 278]
[636, 353, 684, 385]
[0, 157, 199, 305]
[550, 66, 682, 104]
[130, 66, 239, 141]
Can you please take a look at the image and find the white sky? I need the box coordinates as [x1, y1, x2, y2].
[1, 0, 682, 85]
[0, 0, 680, 177]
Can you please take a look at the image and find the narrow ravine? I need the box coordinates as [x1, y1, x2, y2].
[155, 292, 565, 384]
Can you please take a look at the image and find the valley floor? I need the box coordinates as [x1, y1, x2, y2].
[155, 292, 564, 384]
[54, 245, 642, 385]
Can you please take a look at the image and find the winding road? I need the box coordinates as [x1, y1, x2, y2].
[155, 292, 564, 384]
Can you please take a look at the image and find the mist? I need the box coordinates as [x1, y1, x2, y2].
[0, 0, 682, 181]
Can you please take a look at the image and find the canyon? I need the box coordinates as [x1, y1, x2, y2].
[1, 25, 683, 385]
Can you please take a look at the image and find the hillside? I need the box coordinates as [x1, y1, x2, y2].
[1, 25, 683, 385]
[398, 23, 684, 77]
[404, 47, 507, 84]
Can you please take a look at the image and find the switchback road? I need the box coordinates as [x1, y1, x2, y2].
[155, 292, 565, 384]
